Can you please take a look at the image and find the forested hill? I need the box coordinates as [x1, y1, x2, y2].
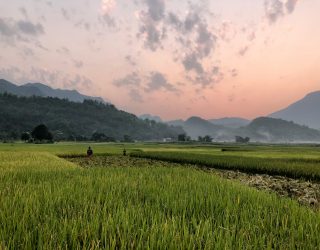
[0, 93, 184, 141]
[239, 117, 320, 142]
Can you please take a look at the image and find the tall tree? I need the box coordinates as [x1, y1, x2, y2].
[21, 132, 31, 142]
[32, 124, 53, 141]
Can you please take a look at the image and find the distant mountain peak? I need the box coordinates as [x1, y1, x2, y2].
[305, 90, 320, 98]
[186, 116, 205, 122]
[269, 90, 320, 129]
[0, 79, 106, 103]
[0, 79, 13, 84]
[25, 82, 49, 88]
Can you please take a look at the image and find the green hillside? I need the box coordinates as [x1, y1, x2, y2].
[0, 93, 184, 141]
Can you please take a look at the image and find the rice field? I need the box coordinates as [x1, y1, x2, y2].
[1, 143, 320, 249]
[131, 151, 320, 180]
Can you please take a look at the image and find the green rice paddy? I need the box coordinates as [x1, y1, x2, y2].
[0, 142, 320, 249]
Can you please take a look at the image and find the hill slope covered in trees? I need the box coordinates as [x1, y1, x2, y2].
[0, 94, 184, 141]
[238, 117, 320, 142]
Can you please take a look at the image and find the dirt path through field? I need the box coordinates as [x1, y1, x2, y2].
[210, 169, 320, 210]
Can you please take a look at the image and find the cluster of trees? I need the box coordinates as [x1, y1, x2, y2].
[178, 133, 251, 144]
[91, 132, 134, 142]
[21, 124, 53, 143]
[235, 136, 250, 143]
[91, 132, 116, 142]
[198, 135, 213, 142]
[177, 134, 214, 143]
[18, 125, 253, 144]
[177, 134, 191, 142]
[0, 93, 184, 141]
[18, 128, 143, 144]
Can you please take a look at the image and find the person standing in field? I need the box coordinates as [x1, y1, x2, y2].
[87, 146, 93, 157]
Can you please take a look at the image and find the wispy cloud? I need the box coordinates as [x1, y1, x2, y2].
[264, 0, 300, 24]
[145, 71, 179, 93]
[113, 72, 141, 87]
[0, 18, 44, 38]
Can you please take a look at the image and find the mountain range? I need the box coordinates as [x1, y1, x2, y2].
[167, 116, 320, 142]
[238, 117, 320, 142]
[0, 79, 105, 103]
[1, 78, 320, 142]
[151, 91, 320, 141]
[269, 91, 320, 130]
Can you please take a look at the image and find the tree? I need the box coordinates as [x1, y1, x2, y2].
[178, 134, 191, 142]
[178, 134, 187, 142]
[198, 135, 213, 142]
[21, 132, 31, 142]
[203, 135, 213, 142]
[123, 135, 134, 142]
[32, 124, 53, 141]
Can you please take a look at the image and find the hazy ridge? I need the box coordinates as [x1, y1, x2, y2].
[0, 79, 105, 103]
[270, 91, 320, 129]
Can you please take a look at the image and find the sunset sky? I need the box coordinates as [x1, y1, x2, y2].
[1, 0, 320, 120]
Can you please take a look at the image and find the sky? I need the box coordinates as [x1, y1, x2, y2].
[0, 0, 320, 121]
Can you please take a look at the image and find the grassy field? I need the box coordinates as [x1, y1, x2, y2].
[1, 142, 320, 248]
